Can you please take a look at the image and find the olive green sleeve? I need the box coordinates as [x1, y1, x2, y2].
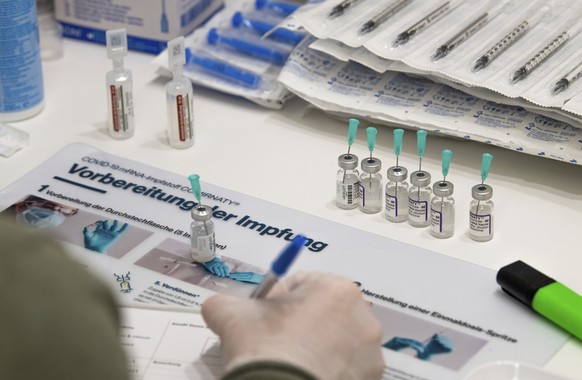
[222, 361, 318, 380]
[0, 219, 130, 380]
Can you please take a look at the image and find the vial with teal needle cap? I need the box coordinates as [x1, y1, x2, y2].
[106, 28, 134, 139]
[408, 130, 431, 227]
[385, 129, 409, 222]
[430, 149, 454, 239]
[166, 36, 194, 149]
[359, 127, 382, 214]
[336, 118, 360, 210]
[188, 174, 216, 263]
[469, 153, 494, 242]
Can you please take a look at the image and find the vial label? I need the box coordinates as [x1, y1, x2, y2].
[175, 94, 193, 142]
[109, 84, 134, 133]
[469, 212, 492, 236]
[195, 233, 215, 259]
[430, 208, 443, 233]
[385, 194, 400, 217]
[0, 1, 44, 117]
[337, 182, 360, 206]
[409, 199, 428, 222]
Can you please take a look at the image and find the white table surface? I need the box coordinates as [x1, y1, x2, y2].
[3, 38, 582, 379]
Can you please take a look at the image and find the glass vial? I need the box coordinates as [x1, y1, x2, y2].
[336, 153, 360, 209]
[106, 29, 134, 139]
[385, 166, 409, 222]
[408, 170, 431, 227]
[166, 36, 194, 149]
[190, 205, 216, 263]
[469, 184, 494, 242]
[430, 181, 455, 238]
[359, 157, 382, 214]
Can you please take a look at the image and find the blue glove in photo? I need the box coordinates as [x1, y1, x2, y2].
[228, 271, 265, 284]
[203, 257, 230, 277]
[83, 220, 128, 254]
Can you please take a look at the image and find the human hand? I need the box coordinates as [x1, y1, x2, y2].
[83, 220, 128, 254]
[203, 257, 230, 277]
[201, 272, 384, 379]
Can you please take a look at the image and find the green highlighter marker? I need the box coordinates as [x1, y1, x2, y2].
[497, 260, 582, 341]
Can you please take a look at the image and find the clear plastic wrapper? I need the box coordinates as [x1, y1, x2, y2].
[278, 39, 582, 165]
[0, 123, 29, 157]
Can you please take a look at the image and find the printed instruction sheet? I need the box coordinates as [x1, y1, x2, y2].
[0, 143, 570, 380]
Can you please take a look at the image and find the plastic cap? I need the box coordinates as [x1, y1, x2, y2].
[271, 235, 307, 276]
[188, 174, 202, 202]
[394, 129, 404, 157]
[417, 129, 427, 157]
[347, 118, 359, 146]
[366, 127, 377, 152]
[255, 0, 267, 9]
[231, 11, 244, 28]
[207, 28, 219, 45]
[497, 260, 554, 307]
[441, 149, 453, 177]
[481, 153, 493, 182]
[106, 28, 127, 59]
[167, 36, 186, 69]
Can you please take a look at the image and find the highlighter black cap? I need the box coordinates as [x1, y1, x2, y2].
[496, 260, 555, 307]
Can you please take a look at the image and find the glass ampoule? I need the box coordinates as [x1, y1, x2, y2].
[430, 181, 455, 238]
[336, 153, 360, 209]
[469, 184, 494, 242]
[359, 157, 383, 214]
[106, 28, 134, 139]
[385, 166, 408, 222]
[190, 205, 216, 262]
[408, 170, 431, 227]
[166, 36, 194, 149]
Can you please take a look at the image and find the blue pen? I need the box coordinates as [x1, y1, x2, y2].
[250, 235, 307, 299]
[255, 0, 299, 16]
[185, 48, 262, 89]
[231, 11, 305, 45]
[207, 27, 290, 65]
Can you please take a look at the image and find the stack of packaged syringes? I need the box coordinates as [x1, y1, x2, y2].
[278, 0, 582, 165]
[154, 0, 309, 109]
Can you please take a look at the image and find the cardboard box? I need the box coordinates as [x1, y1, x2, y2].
[55, 0, 224, 54]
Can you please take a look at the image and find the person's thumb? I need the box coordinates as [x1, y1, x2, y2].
[201, 294, 242, 335]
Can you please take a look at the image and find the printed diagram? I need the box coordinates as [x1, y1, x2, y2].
[372, 304, 487, 371]
[1, 194, 153, 258]
[135, 238, 266, 297]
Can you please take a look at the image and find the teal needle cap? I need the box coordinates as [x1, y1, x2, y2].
[367, 127, 377, 153]
[348, 118, 359, 146]
[417, 129, 427, 157]
[442, 149, 452, 177]
[188, 174, 202, 202]
[481, 153, 493, 182]
[394, 129, 404, 157]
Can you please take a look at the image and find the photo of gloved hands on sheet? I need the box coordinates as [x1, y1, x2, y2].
[1, 194, 153, 259]
[134, 237, 266, 297]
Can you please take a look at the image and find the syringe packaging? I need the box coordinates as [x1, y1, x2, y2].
[292, 0, 582, 127]
[154, 0, 306, 108]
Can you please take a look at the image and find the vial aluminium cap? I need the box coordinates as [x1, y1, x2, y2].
[433, 181, 454, 197]
[387, 166, 408, 182]
[472, 184, 493, 201]
[191, 205, 213, 221]
[361, 157, 382, 174]
[338, 154, 358, 170]
[410, 170, 431, 187]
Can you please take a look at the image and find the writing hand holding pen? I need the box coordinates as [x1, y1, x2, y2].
[201, 271, 385, 379]
[83, 220, 128, 254]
